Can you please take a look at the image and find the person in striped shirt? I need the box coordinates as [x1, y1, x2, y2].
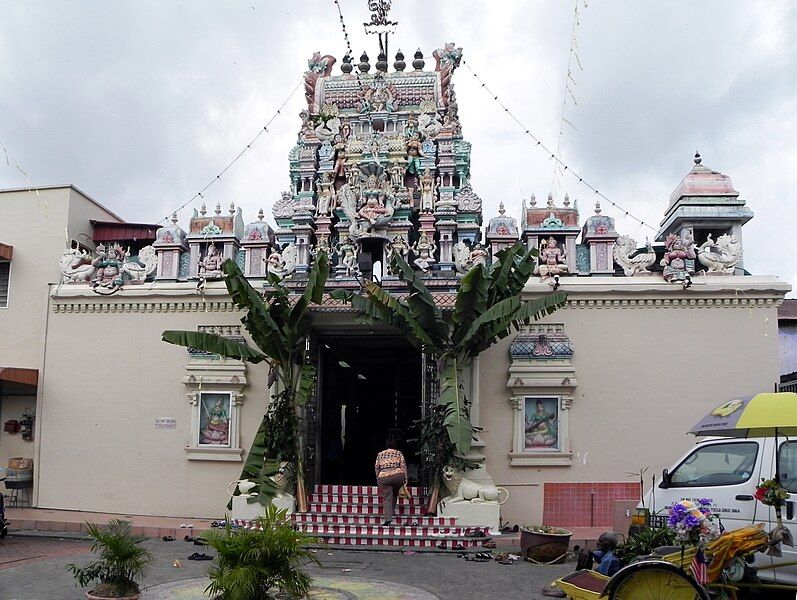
[374, 439, 408, 525]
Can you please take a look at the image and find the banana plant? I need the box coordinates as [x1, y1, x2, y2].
[332, 242, 567, 456]
[162, 253, 329, 509]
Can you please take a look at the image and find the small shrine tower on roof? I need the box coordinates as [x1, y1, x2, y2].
[658, 153, 753, 273]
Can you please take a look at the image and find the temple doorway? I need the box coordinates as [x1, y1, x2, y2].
[316, 335, 422, 486]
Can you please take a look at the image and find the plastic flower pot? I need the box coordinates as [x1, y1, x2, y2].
[520, 526, 572, 564]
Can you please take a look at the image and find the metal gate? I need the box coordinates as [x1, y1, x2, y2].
[419, 349, 440, 496]
[303, 335, 321, 489]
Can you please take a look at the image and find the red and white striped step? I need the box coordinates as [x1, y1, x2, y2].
[309, 494, 425, 506]
[308, 503, 427, 515]
[300, 523, 483, 537]
[294, 514, 457, 527]
[314, 484, 423, 495]
[288, 484, 494, 551]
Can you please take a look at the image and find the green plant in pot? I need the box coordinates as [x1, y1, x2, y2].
[67, 520, 153, 600]
[203, 504, 318, 600]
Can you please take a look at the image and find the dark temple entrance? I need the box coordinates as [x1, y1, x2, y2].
[317, 336, 422, 486]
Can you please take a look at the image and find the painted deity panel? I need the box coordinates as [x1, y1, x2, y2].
[524, 397, 559, 451]
[199, 392, 231, 447]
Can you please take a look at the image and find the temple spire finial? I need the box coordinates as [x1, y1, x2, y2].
[499, 202, 506, 215]
[363, 0, 398, 59]
[694, 151, 702, 165]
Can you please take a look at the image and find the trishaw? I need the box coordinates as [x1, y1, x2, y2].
[552, 392, 797, 599]
[552, 524, 790, 599]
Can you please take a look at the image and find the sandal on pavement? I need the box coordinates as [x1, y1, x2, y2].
[162, 536, 175, 542]
[187, 552, 213, 561]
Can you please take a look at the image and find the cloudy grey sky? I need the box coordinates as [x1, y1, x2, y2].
[1, 1, 795, 287]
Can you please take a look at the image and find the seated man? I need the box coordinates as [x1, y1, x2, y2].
[575, 531, 623, 577]
[592, 532, 623, 577]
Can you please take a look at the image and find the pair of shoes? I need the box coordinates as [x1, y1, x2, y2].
[464, 530, 486, 538]
[210, 520, 225, 528]
[482, 540, 497, 549]
[382, 519, 393, 526]
[499, 524, 519, 533]
[187, 552, 213, 561]
[451, 543, 465, 551]
[179, 523, 194, 528]
[161, 536, 175, 542]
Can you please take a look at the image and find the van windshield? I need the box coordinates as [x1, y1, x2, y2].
[669, 442, 758, 487]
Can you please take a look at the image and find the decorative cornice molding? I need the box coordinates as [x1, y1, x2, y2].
[562, 297, 778, 309]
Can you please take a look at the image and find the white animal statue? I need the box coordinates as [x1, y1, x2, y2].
[697, 233, 741, 274]
[441, 466, 508, 505]
[121, 245, 158, 283]
[452, 241, 471, 274]
[613, 235, 657, 276]
[59, 247, 96, 283]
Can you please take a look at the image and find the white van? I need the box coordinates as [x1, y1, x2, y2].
[643, 436, 797, 585]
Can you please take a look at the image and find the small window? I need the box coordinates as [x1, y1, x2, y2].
[669, 442, 758, 487]
[0, 261, 9, 308]
[779, 442, 797, 493]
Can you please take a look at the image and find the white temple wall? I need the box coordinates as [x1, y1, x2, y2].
[35, 291, 269, 518]
[478, 281, 785, 527]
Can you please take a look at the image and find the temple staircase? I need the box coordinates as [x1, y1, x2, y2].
[293, 484, 494, 551]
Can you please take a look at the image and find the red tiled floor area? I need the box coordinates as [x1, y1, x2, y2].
[6, 507, 215, 539]
[543, 482, 640, 528]
[0, 536, 91, 570]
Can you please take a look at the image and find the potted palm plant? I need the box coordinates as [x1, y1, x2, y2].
[67, 519, 153, 599]
[203, 504, 318, 599]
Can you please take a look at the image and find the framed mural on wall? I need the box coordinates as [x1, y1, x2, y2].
[198, 392, 232, 447]
[524, 396, 559, 451]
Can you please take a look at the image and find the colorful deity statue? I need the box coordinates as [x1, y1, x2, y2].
[92, 243, 127, 291]
[534, 237, 569, 280]
[336, 236, 359, 277]
[406, 140, 423, 177]
[469, 243, 488, 268]
[357, 174, 388, 224]
[419, 167, 436, 213]
[404, 117, 421, 142]
[198, 243, 224, 278]
[390, 234, 410, 260]
[661, 232, 696, 287]
[200, 397, 230, 445]
[412, 232, 437, 273]
[316, 171, 336, 216]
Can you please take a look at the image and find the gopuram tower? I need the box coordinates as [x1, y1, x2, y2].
[269, 7, 482, 288]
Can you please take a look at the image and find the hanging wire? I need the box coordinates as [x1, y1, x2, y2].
[551, 0, 584, 200]
[461, 59, 658, 234]
[156, 78, 304, 225]
[1, 142, 71, 245]
[331, 0, 380, 154]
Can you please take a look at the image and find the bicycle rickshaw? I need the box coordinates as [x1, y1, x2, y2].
[552, 392, 797, 599]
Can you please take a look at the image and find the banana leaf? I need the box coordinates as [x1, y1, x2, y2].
[359, 282, 437, 347]
[289, 251, 329, 324]
[221, 259, 288, 363]
[458, 292, 568, 357]
[389, 253, 449, 346]
[439, 356, 473, 454]
[162, 330, 268, 363]
[451, 263, 489, 344]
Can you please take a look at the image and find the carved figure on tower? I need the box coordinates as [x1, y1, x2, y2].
[336, 236, 359, 277]
[316, 172, 336, 216]
[661, 232, 695, 287]
[419, 167, 436, 213]
[304, 52, 337, 111]
[390, 234, 410, 260]
[198, 243, 224, 278]
[412, 232, 437, 273]
[92, 243, 127, 291]
[406, 140, 423, 177]
[359, 72, 398, 113]
[534, 237, 569, 281]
